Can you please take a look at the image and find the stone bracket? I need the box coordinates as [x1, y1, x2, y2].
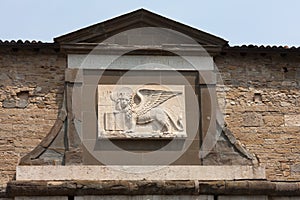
[19, 93, 68, 165]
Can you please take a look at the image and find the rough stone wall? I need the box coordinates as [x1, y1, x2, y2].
[1, 48, 300, 187]
[215, 52, 300, 181]
[0, 48, 65, 186]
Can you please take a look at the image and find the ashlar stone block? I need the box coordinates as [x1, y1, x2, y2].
[15, 197, 68, 200]
[269, 197, 300, 200]
[284, 115, 300, 126]
[75, 195, 214, 200]
[218, 196, 268, 200]
[243, 112, 263, 127]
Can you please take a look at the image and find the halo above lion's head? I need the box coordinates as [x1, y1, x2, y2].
[110, 87, 134, 102]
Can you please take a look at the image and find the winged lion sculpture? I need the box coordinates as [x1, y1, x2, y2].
[110, 87, 184, 134]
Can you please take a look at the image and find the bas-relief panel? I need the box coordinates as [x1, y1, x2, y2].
[98, 85, 186, 139]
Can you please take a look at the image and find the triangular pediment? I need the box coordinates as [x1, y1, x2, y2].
[54, 9, 228, 47]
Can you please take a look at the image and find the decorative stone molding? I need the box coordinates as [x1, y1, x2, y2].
[5, 180, 300, 197]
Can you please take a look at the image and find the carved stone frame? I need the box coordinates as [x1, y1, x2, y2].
[79, 69, 202, 165]
[20, 64, 256, 166]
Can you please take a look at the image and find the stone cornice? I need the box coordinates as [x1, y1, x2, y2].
[4, 180, 300, 197]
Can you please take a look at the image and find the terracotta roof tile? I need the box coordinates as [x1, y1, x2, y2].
[225, 45, 300, 53]
[0, 40, 44, 44]
[0, 40, 58, 49]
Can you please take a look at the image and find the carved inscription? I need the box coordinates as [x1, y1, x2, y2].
[98, 85, 186, 139]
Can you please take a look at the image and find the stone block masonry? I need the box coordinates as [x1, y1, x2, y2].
[0, 48, 65, 187]
[1, 47, 300, 187]
[215, 52, 300, 181]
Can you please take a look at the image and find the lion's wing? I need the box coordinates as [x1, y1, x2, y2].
[135, 89, 182, 116]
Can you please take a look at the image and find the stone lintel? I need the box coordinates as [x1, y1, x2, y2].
[67, 54, 214, 70]
[16, 165, 265, 181]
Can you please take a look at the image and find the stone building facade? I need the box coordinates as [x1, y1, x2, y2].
[0, 9, 300, 199]
[0, 46, 65, 185]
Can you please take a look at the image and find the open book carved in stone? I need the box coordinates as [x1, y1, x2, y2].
[98, 85, 186, 139]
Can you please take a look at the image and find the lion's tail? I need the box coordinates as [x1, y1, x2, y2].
[165, 110, 184, 131]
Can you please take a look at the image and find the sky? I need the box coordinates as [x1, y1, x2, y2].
[1, 0, 300, 46]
